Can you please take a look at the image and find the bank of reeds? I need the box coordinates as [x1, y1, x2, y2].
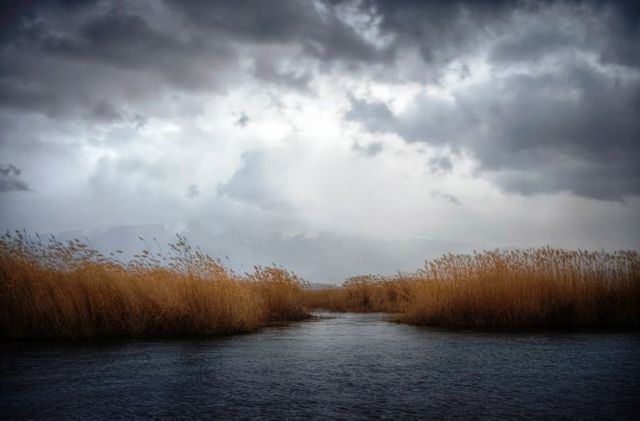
[304, 248, 640, 328]
[0, 232, 308, 339]
[303, 275, 413, 313]
[2, 231, 638, 335]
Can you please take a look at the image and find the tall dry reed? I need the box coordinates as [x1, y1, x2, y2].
[0, 231, 308, 339]
[303, 275, 412, 313]
[304, 248, 640, 328]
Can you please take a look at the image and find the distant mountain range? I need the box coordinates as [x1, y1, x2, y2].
[53, 223, 484, 283]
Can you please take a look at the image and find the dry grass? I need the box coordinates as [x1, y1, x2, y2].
[304, 248, 640, 328]
[0, 231, 308, 339]
[303, 275, 412, 313]
[2, 230, 638, 336]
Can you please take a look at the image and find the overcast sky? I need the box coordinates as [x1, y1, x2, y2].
[1, 0, 639, 279]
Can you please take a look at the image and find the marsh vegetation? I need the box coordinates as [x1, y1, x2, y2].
[1, 231, 638, 339]
[0, 232, 307, 339]
[305, 248, 640, 328]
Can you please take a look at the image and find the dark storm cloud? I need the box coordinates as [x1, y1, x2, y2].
[345, 96, 461, 146]
[91, 101, 122, 122]
[361, 0, 640, 70]
[1, 0, 639, 202]
[472, 66, 640, 200]
[42, 9, 234, 90]
[490, 29, 580, 64]
[253, 58, 312, 91]
[0, 0, 388, 118]
[1, 0, 638, 114]
[2, 0, 634, 110]
[170, 0, 389, 64]
[344, 1, 640, 200]
[0, 2, 236, 118]
[362, 0, 513, 58]
[347, 59, 640, 200]
[598, 0, 640, 68]
[0, 163, 29, 192]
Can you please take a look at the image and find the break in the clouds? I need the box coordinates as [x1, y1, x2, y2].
[0, 0, 639, 280]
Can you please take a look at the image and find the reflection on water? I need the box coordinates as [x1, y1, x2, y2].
[1, 313, 639, 419]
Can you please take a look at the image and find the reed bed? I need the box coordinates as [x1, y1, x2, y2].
[303, 275, 413, 313]
[304, 248, 640, 328]
[0, 232, 308, 339]
[2, 230, 638, 336]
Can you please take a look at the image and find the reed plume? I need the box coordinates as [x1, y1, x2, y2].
[0, 231, 308, 339]
[304, 248, 640, 328]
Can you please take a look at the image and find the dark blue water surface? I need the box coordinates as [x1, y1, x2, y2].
[1, 313, 639, 420]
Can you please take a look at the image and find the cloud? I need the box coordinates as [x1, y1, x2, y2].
[428, 156, 453, 173]
[32, 6, 233, 90]
[0, 163, 30, 192]
[1, 0, 639, 260]
[170, 0, 390, 64]
[4, 1, 636, 122]
[356, 0, 516, 73]
[344, 0, 640, 201]
[361, 0, 640, 73]
[490, 26, 581, 64]
[217, 151, 292, 211]
[345, 96, 460, 146]
[91, 101, 123, 122]
[348, 66, 640, 200]
[352, 141, 383, 157]
[598, 0, 640, 68]
[253, 57, 312, 91]
[430, 190, 461, 205]
[0, 0, 395, 121]
[234, 112, 249, 127]
[187, 184, 199, 199]
[345, 98, 396, 133]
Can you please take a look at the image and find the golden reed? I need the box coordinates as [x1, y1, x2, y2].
[0, 232, 308, 339]
[304, 248, 639, 328]
[2, 231, 638, 337]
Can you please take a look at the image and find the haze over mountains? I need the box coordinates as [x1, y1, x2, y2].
[54, 223, 482, 283]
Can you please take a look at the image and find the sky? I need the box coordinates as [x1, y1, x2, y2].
[1, 0, 639, 281]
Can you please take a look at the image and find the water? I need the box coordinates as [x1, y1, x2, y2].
[1, 313, 639, 419]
